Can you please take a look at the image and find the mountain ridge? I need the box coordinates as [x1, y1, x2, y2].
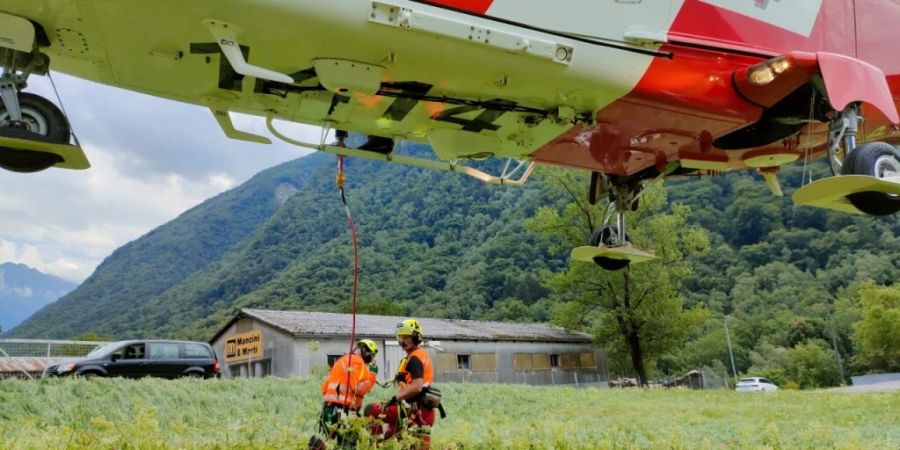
[6, 146, 897, 385]
[0, 262, 76, 334]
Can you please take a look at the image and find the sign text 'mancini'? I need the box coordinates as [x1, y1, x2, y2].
[224, 330, 263, 363]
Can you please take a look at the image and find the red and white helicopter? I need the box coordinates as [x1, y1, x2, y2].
[1, 0, 899, 269]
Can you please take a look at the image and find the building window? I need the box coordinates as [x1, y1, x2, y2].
[514, 353, 533, 370]
[471, 353, 497, 372]
[561, 353, 580, 369]
[327, 354, 343, 368]
[550, 354, 560, 368]
[532, 353, 551, 371]
[436, 352, 458, 373]
[457, 354, 471, 370]
[579, 352, 596, 368]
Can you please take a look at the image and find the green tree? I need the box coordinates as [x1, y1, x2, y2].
[668, 317, 751, 376]
[746, 341, 790, 387]
[72, 332, 113, 341]
[527, 170, 709, 385]
[786, 339, 841, 388]
[722, 179, 782, 246]
[729, 262, 831, 349]
[833, 283, 865, 371]
[483, 298, 535, 322]
[852, 283, 900, 372]
[786, 316, 825, 348]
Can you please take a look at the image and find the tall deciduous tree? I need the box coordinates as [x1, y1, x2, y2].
[787, 339, 841, 388]
[852, 283, 900, 372]
[526, 170, 710, 385]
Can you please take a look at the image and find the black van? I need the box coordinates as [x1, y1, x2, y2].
[43, 340, 220, 379]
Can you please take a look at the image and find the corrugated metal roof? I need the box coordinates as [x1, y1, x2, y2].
[0, 357, 64, 373]
[237, 309, 592, 343]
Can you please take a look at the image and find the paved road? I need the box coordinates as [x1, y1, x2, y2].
[832, 380, 900, 393]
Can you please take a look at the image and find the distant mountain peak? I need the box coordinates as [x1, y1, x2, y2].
[0, 262, 77, 335]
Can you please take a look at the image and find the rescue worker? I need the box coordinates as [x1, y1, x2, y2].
[366, 319, 437, 448]
[319, 339, 379, 440]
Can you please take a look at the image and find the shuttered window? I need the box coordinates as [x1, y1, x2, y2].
[436, 353, 458, 372]
[579, 352, 596, 368]
[470, 353, 496, 372]
[514, 353, 533, 370]
[561, 353, 579, 369]
[532, 353, 551, 370]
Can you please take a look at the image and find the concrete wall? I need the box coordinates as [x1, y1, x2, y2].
[210, 318, 298, 378]
[432, 340, 608, 386]
[294, 338, 608, 386]
[293, 336, 392, 381]
[851, 373, 900, 386]
[212, 323, 608, 387]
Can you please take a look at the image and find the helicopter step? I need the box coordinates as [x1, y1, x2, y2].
[792, 175, 900, 215]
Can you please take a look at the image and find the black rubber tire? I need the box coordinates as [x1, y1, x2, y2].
[0, 93, 71, 172]
[0, 144, 62, 172]
[0, 92, 70, 143]
[592, 256, 630, 271]
[842, 142, 900, 216]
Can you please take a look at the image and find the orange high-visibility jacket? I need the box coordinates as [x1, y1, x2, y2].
[397, 347, 434, 386]
[321, 353, 376, 409]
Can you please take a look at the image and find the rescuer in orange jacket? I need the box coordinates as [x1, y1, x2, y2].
[364, 319, 440, 448]
[319, 339, 379, 434]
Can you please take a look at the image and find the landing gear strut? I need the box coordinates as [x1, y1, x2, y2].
[571, 176, 658, 270]
[0, 15, 86, 172]
[825, 103, 859, 176]
[793, 103, 900, 216]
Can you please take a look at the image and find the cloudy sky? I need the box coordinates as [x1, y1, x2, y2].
[0, 73, 324, 283]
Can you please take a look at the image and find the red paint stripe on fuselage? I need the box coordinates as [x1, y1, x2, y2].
[532, 0, 900, 175]
[531, 42, 767, 175]
[419, 0, 494, 14]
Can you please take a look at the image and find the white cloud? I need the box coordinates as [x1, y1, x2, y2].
[0, 73, 325, 283]
[209, 173, 236, 191]
[12, 287, 33, 298]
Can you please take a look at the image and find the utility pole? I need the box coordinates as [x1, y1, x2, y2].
[824, 306, 846, 384]
[724, 316, 738, 386]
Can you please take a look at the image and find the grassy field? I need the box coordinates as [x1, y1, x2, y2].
[0, 377, 897, 449]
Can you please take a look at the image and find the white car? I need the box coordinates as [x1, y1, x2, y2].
[735, 377, 779, 392]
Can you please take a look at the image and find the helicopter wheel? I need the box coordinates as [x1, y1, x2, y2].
[843, 142, 900, 216]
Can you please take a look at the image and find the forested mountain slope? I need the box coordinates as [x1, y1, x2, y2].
[9, 144, 897, 386]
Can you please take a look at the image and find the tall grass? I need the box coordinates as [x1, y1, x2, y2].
[0, 377, 897, 449]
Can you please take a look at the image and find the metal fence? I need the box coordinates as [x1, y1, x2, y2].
[0, 339, 111, 380]
[0, 339, 109, 357]
[654, 366, 731, 390]
[440, 369, 607, 387]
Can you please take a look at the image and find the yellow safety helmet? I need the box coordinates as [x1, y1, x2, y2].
[396, 319, 423, 344]
[357, 339, 379, 355]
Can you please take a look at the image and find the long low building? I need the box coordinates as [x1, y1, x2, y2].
[210, 309, 608, 386]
